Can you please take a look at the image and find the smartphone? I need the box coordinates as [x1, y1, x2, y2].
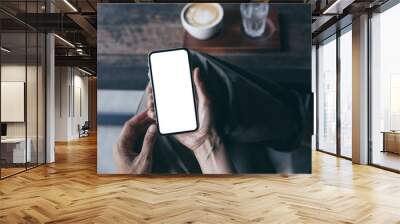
[148, 48, 198, 135]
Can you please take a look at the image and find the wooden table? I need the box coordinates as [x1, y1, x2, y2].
[382, 131, 400, 154]
[98, 4, 310, 92]
[183, 6, 280, 53]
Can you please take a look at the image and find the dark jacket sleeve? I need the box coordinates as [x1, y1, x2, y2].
[189, 51, 305, 150]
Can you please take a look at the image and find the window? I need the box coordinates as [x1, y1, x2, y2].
[339, 28, 352, 158]
[370, 2, 400, 171]
[317, 36, 337, 154]
[316, 26, 353, 159]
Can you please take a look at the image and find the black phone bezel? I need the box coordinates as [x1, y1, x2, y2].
[148, 47, 199, 135]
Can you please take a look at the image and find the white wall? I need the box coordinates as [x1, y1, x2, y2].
[1, 82, 25, 122]
[55, 67, 89, 141]
[1, 63, 46, 164]
[1, 65, 26, 133]
[1, 65, 38, 138]
[55, 67, 69, 141]
[1, 65, 27, 144]
[73, 73, 89, 137]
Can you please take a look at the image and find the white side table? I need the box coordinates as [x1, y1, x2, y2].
[1, 138, 32, 163]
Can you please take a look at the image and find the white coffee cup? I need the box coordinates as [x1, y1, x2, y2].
[181, 3, 224, 40]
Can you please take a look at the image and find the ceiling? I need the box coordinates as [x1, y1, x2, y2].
[0, 0, 98, 73]
[309, 0, 391, 43]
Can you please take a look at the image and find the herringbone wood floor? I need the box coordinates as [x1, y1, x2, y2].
[1, 135, 400, 224]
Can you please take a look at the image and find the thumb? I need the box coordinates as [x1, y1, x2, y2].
[140, 124, 158, 157]
[193, 67, 209, 105]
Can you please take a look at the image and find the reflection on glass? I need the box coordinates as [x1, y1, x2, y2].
[1, 31, 27, 177]
[318, 37, 337, 154]
[371, 3, 400, 171]
[38, 33, 46, 165]
[27, 31, 39, 169]
[340, 29, 352, 158]
[0, 1, 47, 179]
[390, 75, 400, 130]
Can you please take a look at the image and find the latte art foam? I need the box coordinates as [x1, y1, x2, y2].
[184, 4, 220, 27]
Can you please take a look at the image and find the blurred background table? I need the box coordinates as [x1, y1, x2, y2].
[183, 8, 280, 53]
[382, 131, 400, 154]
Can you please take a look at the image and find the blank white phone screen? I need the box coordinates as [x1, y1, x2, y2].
[149, 49, 197, 134]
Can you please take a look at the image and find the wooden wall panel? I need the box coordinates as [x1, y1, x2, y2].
[88, 77, 97, 132]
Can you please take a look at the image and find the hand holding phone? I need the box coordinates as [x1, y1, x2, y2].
[147, 67, 213, 150]
[147, 66, 234, 173]
[148, 48, 198, 135]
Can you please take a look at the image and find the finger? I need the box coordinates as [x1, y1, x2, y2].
[146, 93, 154, 110]
[140, 124, 158, 156]
[125, 110, 151, 129]
[120, 111, 152, 142]
[148, 110, 155, 120]
[146, 83, 154, 106]
[146, 95, 155, 120]
[146, 82, 153, 105]
[193, 67, 209, 105]
[145, 82, 152, 94]
[146, 85, 155, 119]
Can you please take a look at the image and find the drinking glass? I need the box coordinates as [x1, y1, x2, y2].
[240, 3, 269, 38]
